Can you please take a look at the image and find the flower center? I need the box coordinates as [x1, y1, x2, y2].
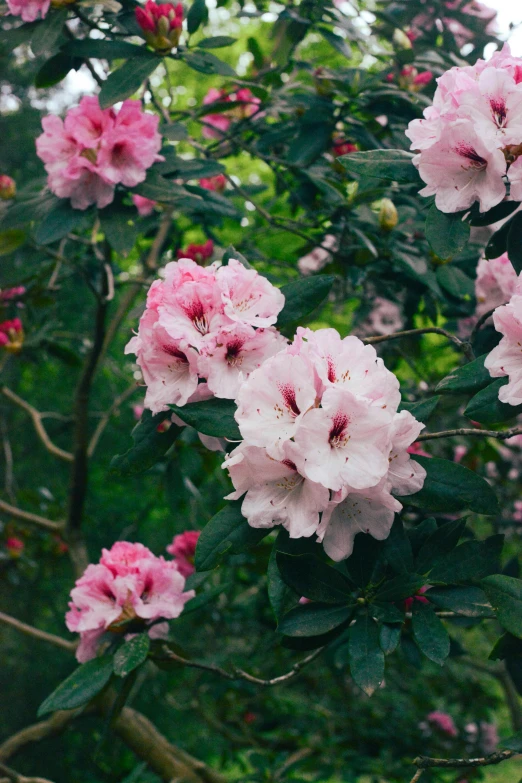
[329, 412, 350, 448]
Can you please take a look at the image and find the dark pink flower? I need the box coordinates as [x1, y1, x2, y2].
[6, 537, 24, 557]
[0, 318, 24, 353]
[135, 1, 183, 52]
[133, 194, 157, 216]
[176, 239, 214, 264]
[166, 530, 200, 577]
[0, 175, 16, 200]
[199, 174, 227, 193]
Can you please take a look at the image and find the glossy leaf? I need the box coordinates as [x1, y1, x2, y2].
[507, 211, 522, 274]
[276, 553, 353, 604]
[411, 602, 450, 666]
[267, 542, 299, 619]
[436, 265, 474, 299]
[277, 275, 335, 327]
[113, 634, 150, 678]
[338, 149, 419, 183]
[482, 575, 522, 639]
[415, 518, 466, 574]
[110, 410, 180, 476]
[278, 602, 353, 638]
[31, 9, 67, 56]
[429, 535, 504, 584]
[465, 378, 522, 424]
[379, 623, 402, 655]
[427, 586, 493, 617]
[348, 614, 384, 696]
[425, 205, 470, 259]
[170, 398, 241, 439]
[38, 656, 114, 716]
[197, 36, 237, 48]
[34, 200, 86, 244]
[382, 518, 413, 574]
[99, 58, 159, 109]
[184, 51, 236, 77]
[194, 501, 269, 571]
[399, 396, 439, 422]
[436, 355, 491, 395]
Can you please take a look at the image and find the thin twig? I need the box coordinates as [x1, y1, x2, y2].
[364, 327, 473, 360]
[418, 425, 522, 442]
[413, 750, 517, 768]
[0, 761, 56, 783]
[1, 387, 73, 463]
[409, 769, 424, 783]
[0, 611, 76, 652]
[87, 383, 138, 457]
[0, 498, 64, 532]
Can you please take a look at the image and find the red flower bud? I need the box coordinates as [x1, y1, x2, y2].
[135, 1, 183, 52]
[0, 175, 16, 200]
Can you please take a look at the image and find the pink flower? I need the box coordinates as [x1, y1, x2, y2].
[156, 274, 228, 350]
[176, 240, 214, 264]
[66, 541, 194, 663]
[133, 404, 145, 421]
[0, 175, 16, 200]
[201, 87, 260, 139]
[0, 286, 25, 301]
[427, 711, 458, 738]
[363, 298, 404, 336]
[125, 309, 199, 414]
[199, 174, 226, 192]
[224, 442, 330, 539]
[0, 318, 24, 353]
[453, 444, 468, 463]
[484, 290, 522, 405]
[6, 537, 24, 558]
[198, 324, 287, 399]
[404, 585, 430, 612]
[166, 530, 200, 576]
[215, 259, 285, 328]
[332, 138, 358, 157]
[387, 411, 426, 496]
[36, 97, 163, 210]
[297, 235, 338, 276]
[6, 0, 49, 21]
[475, 253, 517, 318]
[135, 1, 183, 52]
[133, 194, 157, 216]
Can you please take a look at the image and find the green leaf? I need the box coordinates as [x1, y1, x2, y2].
[507, 212, 522, 275]
[435, 355, 491, 395]
[34, 200, 86, 244]
[187, 0, 208, 34]
[222, 245, 253, 269]
[411, 602, 450, 666]
[425, 205, 470, 259]
[468, 201, 520, 227]
[338, 149, 419, 184]
[348, 613, 384, 696]
[482, 575, 522, 638]
[499, 732, 522, 752]
[197, 36, 237, 48]
[170, 398, 240, 439]
[374, 574, 426, 603]
[61, 39, 153, 60]
[110, 410, 181, 477]
[287, 122, 334, 166]
[161, 123, 188, 141]
[427, 586, 493, 617]
[182, 582, 230, 615]
[399, 396, 439, 422]
[278, 602, 353, 637]
[277, 275, 335, 327]
[429, 535, 504, 584]
[0, 229, 26, 256]
[345, 533, 384, 588]
[402, 456, 499, 515]
[31, 9, 67, 56]
[486, 219, 511, 260]
[99, 205, 139, 256]
[382, 518, 413, 574]
[276, 553, 353, 604]
[465, 378, 522, 424]
[370, 603, 404, 624]
[194, 501, 269, 571]
[113, 634, 150, 678]
[408, 517, 438, 555]
[268, 541, 299, 619]
[415, 518, 466, 574]
[37, 656, 114, 716]
[436, 265, 474, 299]
[318, 26, 351, 57]
[184, 51, 236, 77]
[379, 623, 402, 655]
[133, 172, 188, 204]
[99, 57, 159, 109]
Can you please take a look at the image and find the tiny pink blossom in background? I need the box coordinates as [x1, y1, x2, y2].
[36, 97, 163, 210]
[201, 87, 261, 139]
[427, 711, 458, 737]
[485, 278, 522, 405]
[6, 0, 49, 22]
[475, 253, 518, 318]
[363, 297, 404, 336]
[176, 240, 214, 264]
[0, 286, 25, 301]
[0, 175, 16, 200]
[166, 531, 200, 577]
[133, 194, 157, 216]
[6, 537, 24, 558]
[0, 318, 24, 353]
[200, 174, 227, 193]
[297, 234, 338, 276]
[404, 585, 429, 612]
[332, 138, 358, 157]
[66, 541, 194, 662]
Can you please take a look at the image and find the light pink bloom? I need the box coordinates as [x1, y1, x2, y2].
[387, 410, 426, 496]
[427, 711, 458, 738]
[224, 443, 329, 539]
[216, 259, 285, 328]
[364, 298, 404, 336]
[6, 0, 49, 21]
[234, 352, 317, 459]
[405, 106, 445, 151]
[484, 292, 522, 405]
[297, 235, 338, 275]
[66, 541, 194, 663]
[457, 68, 522, 147]
[202, 88, 232, 139]
[198, 324, 286, 399]
[133, 194, 157, 216]
[157, 277, 228, 350]
[125, 308, 199, 413]
[475, 253, 517, 318]
[166, 530, 200, 577]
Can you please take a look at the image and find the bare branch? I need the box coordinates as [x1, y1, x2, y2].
[413, 750, 517, 769]
[0, 761, 56, 783]
[0, 498, 64, 532]
[1, 387, 73, 463]
[87, 383, 138, 458]
[363, 327, 474, 360]
[409, 770, 424, 783]
[0, 709, 82, 762]
[0, 611, 76, 652]
[418, 425, 522, 443]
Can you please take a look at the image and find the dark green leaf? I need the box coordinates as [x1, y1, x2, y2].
[425, 205, 470, 259]
[187, 0, 208, 34]
[110, 410, 181, 476]
[468, 201, 520, 226]
[194, 501, 269, 571]
[35, 52, 79, 88]
[338, 149, 419, 184]
[482, 575, 522, 638]
[402, 456, 499, 515]
[133, 172, 188, 204]
[435, 355, 491, 395]
[318, 26, 351, 57]
[436, 265, 474, 299]
[276, 553, 353, 603]
[399, 396, 439, 422]
[370, 603, 404, 624]
[184, 51, 236, 77]
[113, 634, 150, 677]
[486, 219, 511, 260]
[427, 586, 493, 617]
[277, 275, 335, 327]
[415, 518, 466, 574]
[34, 200, 86, 244]
[99, 205, 139, 256]
[222, 245, 252, 269]
[287, 122, 334, 166]
[278, 602, 353, 637]
[161, 123, 189, 141]
[31, 9, 67, 56]
[268, 542, 299, 619]
[0, 229, 26, 256]
[197, 36, 237, 48]
[379, 623, 402, 655]
[374, 574, 425, 603]
[181, 582, 230, 615]
[465, 377, 522, 424]
[345, 533, 384, 588]
[429, 535, 504, 584]
[99, 58, 159, 109]
[408, 517, 438, 555]
[170, 398, 241, 439]
[37, 656, 114, 716]
[499, 732, 522, 752]
[382, 518, 413, 574]
[411, 602, 450, 666]
[62, 39, 153, 60]
[507, 212, 522, 274]
[348, 614, 384, 695]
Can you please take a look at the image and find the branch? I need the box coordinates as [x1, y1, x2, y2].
[364, 327, 474, 360]
[0, 761, 55, 783]
[418, 425, 522, 442]
[0, 611, 76, 652]
[0, 710, 79, 763]
[1, 387, 73, 463]
[158, 645, 324, 686]
[413, 750, 517, 768]
[0, 498, 64, 532]
[87, 383, 138, 458]
[408, 770, 424, 783]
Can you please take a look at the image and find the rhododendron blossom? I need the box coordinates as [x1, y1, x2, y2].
[135, 1, 183, 53]
[475, 253, 517, 317]
[176, 239, 214, 264]
[485, 280, 522, 405]
[133, 194, 157, 216]
[66, 541, 194, 662]
[0, 318, 23, 353]
[166, 531, 200, 577]
[36, 97, 163, 210]
[6, 0, 49, 21]
[201, 88, 261, 139]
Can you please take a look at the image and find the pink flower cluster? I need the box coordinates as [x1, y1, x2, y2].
[0, 318, 23, 353]
[224, 328, 426, 561]
[426, 711, 458, 737]
[202, 88, 261, 139]
[36, 97, 163, 210]
[0, 286, 25, 302]
[135, 1, 183, 52]
[485, 273, 522, 405]
[166, 530, 200, 577]
[6, 0, 49, 21]
[409, 1, 497, 48]
[66, 541, 194, 663]
[125, 258, 286, 413]
[406, 44, 522, 214]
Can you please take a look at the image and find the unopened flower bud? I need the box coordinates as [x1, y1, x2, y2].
[393, 28, 413, 50]
[135, 0, 183, 53]
[0, 175, 16, 200]
[379, 198, 399, 231]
